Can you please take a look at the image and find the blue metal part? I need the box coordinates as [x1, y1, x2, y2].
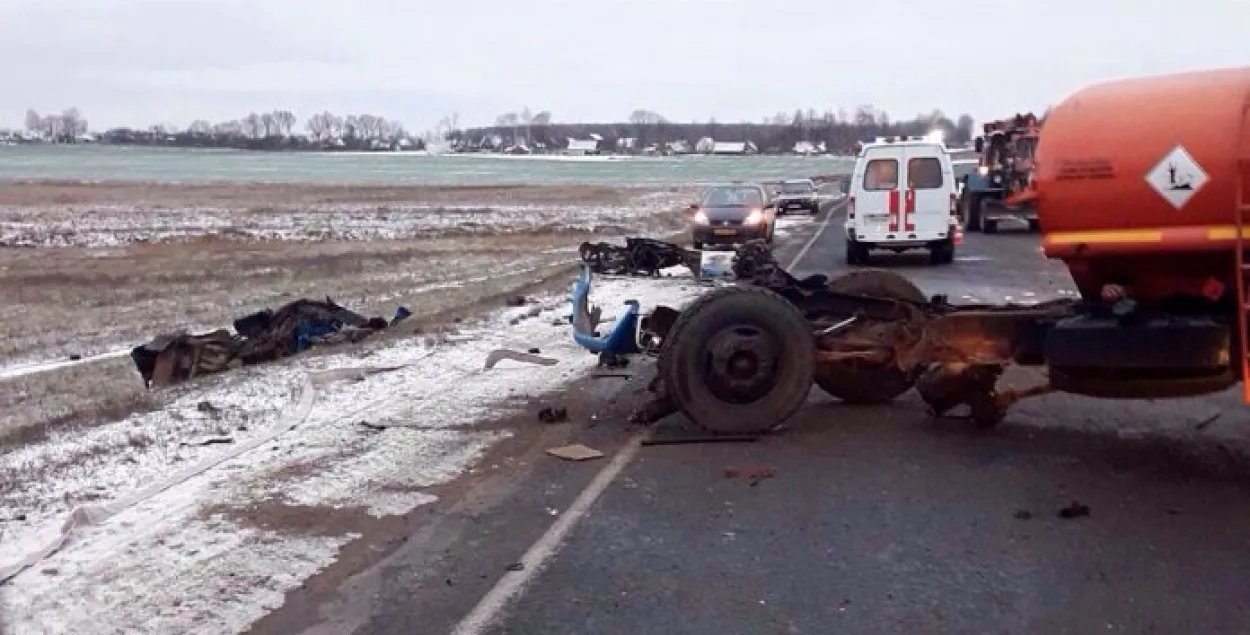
[962, 169, 1006, 195]
[570, 265, 641, 356]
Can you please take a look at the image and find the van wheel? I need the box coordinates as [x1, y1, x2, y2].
[693, 240, 704, 250]
[845, 239, 869, 265]
[983, 219, 999, 234]
[929, 239, 955, 265]
[1027, 219, 1040, 232]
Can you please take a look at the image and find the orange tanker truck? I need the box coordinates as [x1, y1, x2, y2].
[632, 66, 1250, 434]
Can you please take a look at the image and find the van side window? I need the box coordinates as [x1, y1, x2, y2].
[863, 159, 898, 191]
[907, 157, 943, 189]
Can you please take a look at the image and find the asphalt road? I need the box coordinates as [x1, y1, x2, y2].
[281, 206, 1250, 635]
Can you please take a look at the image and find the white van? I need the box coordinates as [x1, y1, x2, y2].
[845, 137, 959, 266]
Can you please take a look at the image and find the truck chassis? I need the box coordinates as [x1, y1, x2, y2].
[633, 241, 1235, 433]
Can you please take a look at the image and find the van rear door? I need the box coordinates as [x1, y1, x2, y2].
[855, 150, 902, 237]
[902, 146, 952, 236]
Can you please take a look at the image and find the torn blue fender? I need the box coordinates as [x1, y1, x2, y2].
[570, 265, 640, 356]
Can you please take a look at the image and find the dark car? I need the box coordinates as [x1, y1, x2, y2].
[687, 183, 777, 250]
[773, 179, 820, 214]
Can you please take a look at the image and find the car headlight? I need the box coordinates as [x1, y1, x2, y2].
[977, 166, 989, 176]
[693, 211, 709, 225]
[743, 210, 764, 225]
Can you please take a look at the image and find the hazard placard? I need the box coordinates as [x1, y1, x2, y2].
[1144, 144, 1208, 210]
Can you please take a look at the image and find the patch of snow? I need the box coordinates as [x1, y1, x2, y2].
[0, 194, 693, 248]
[0, 273, 702, 634]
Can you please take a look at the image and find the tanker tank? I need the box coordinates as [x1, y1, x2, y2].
[1036, 66, 1250, 304]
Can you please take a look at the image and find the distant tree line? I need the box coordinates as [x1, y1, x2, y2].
[450, 105, 978, 154]
[10, 107, 426, 152]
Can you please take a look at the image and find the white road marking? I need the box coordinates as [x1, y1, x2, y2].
[449, 203, 838, 635]
[786, 201, 839, 269]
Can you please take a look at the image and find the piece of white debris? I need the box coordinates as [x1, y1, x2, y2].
[546, 444, 604, 461]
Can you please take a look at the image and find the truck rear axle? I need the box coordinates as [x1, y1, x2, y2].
[636, 241, 1236, 434]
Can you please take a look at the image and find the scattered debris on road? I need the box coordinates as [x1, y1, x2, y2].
[504, 562, 526, 572]
[1014, 510, 1034, 520]
[483, 349, 558, 370]
[180, 436, 234, 447]
[537, 406, 569, 423]
[724, 466, 777, 480]
[642, 432, 760, 446]
[1195, 412, 1221, 430]
[1058, 501, 1091, 519]
[546, 444, 604, 461]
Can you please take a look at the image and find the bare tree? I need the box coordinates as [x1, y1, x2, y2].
[273, 110, 296, 136]
[853, 105, 876, 127]
[260, 112, 277, 137]
[343, 115, 361, 141]
[188, 120, 213, 136]
[60, 108, 87, 139]
[40, 115, 64, 141]
[242, 113, 263, 139]
[306, 111, 332, 141]
[520, 106, 533, 145]
[24, 109, 41, 133]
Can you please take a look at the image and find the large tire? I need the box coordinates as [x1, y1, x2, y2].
[658, 286, 815, 434]
[813, 270, 925, 404]
[979, 198, 999, 234]
[962, 192, 982, 232]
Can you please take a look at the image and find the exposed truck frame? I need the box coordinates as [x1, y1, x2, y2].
[958, 113, 1041, 234]
[629, 240, 1233, 434]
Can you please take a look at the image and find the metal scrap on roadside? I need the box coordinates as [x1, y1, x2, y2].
[130, 297, 411, 389]
[578, 237, 701, 277]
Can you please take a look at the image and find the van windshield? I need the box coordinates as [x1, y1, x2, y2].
[781, 182, 814, 193]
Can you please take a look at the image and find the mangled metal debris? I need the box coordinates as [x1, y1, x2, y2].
[568, 238, 1081, 434]
[578, 238, 701, 277]
[130, 297, 410, 388]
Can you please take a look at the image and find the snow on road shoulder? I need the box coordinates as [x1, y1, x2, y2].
[0, 273, 703, 634]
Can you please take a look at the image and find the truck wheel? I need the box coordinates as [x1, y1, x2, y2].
[657, 286, 815, 434]
[813, 270, 925, 404]
[962, 193, 982, 232]
[977, 198, 999, 234]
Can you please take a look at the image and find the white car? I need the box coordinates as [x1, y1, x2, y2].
[844, 136, 959, 266]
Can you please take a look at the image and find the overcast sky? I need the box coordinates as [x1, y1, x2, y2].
[1, 0, 1247, 133]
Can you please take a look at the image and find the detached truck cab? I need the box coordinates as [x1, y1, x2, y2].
[845, 137, 959, 266]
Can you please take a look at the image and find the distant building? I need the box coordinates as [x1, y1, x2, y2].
[710, 141, 758, 155]
[564, 138, 601, 155]
[666, 140, 692, 155]
[793, 140, 818, 155]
